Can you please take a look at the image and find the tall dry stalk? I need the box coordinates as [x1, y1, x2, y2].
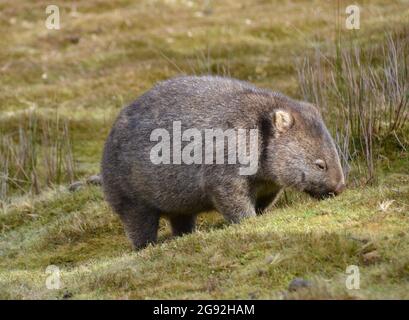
[0, 111, 76, 201]
[297, 31, 409, 184]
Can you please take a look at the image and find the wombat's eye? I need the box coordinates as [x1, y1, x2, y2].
[315, 159, 326, 170]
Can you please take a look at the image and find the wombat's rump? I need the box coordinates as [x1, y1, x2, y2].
[101, 76, 345, 249]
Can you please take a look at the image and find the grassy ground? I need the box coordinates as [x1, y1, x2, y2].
[0, 0, 409, 299]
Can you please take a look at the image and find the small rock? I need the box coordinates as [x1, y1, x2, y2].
[65, 35, 80, 44]
[62, 291, 73, 299]
[68, 181, 84, 192]
[248, 291, 258, 299]
[265, 256, 274, 264]
[87, 174, 102, 186]
[203, 7, 213, 15]
[288, 278, 312, 292]
[363, 250, 380, 265]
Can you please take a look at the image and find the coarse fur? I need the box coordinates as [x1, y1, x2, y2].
[101, 75, 345, 249]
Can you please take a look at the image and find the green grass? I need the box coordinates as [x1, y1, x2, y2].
[1, 170, 409, 299]
[0, 0, 409, 299]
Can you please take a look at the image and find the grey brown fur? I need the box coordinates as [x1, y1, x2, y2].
[101, 76, 345, 249]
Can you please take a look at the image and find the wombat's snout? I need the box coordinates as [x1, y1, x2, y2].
[324, 180, 345, 198]
[305, 180, 345, 199]
[333, 181, 345, 196]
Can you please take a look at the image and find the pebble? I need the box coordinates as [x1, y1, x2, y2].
[68, 181, 84, 192]
[87, 174, 102, 186]
[288, 278, 312, 292]
[363, 250, 380, 265]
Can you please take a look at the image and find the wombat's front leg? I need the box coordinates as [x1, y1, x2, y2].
[255, 188, 284, 215]
[210, 180, 256, 223]
[169, 214, 197, 237]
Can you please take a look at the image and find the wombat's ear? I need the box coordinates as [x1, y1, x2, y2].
[274, 110, 293, 133]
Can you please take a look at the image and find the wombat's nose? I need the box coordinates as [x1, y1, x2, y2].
[334, 182, 345, 195]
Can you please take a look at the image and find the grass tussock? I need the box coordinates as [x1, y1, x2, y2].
[0, 111, 76, 201]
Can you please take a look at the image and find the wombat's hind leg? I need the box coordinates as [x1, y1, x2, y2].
[116, 200, 160, 250]
[170, 214, 197, 237]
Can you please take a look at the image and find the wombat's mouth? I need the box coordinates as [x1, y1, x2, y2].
[305, 189, 337, 200]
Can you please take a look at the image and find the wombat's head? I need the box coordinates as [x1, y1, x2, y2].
[262, 100, 345, 199]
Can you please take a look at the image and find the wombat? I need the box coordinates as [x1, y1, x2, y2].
[101, 76, 345, 249]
